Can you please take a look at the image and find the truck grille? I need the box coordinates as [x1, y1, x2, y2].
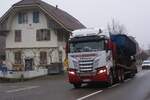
[79, 60, 93, 72]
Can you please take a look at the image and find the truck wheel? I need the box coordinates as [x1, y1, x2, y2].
[117, 69, 124, 83]
[73, 83, 81, 89]
[107, 71, 113, 86]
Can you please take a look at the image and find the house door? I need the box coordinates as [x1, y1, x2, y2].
[25, 58, 33, 71]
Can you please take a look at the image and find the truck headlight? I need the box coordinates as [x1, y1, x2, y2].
[68, 69, 76, 75]
[97, 67, 107, 74]
[98, 69, 107, 74]
[69, 71, 76, 75]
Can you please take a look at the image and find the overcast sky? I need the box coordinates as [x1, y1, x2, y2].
[0, 0, 150, 49]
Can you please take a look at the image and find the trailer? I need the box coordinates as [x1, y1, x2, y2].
[66, 28, 138, 88]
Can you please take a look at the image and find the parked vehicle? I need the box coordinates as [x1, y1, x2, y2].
[66, 28, 138, 88]
[142, 60, 150, 69]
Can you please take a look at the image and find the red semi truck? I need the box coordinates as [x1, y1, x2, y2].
[66, 28, 138, 88]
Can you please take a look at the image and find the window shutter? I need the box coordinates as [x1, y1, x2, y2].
[36, 30, 40, 41]
[57, 29, 63, 42]
[18, 12, 28, 24]
[33, 11, 39, 23]
[14, 51, 22, 64]
[40, 51, 47, 64]
[15, 30, 21, 42]
[46, 30, 51, 40]
[36, 29, 51, 41]
[18, 13, 22, 24]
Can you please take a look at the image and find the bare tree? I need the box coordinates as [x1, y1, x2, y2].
[148, 44, 150, 56]
[108, 19, 127, 35]
[139, 50, 149, 60]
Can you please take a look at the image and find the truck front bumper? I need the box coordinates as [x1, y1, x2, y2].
[68, 72, 109, 84]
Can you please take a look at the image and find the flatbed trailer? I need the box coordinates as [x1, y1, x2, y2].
[67, 28, 138, 88]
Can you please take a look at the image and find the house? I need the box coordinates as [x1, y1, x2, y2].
[0, 36, 5, 61]
[0, 0, 85, 73]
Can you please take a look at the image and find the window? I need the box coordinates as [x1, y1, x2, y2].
[69, 40, 105, 53]
[40, 51, 47, 64]
[57, 29, 67, 42]
[18, 12, 28, 24]
[33, 11, 39, 23]
[57, 29, 63, 41]
[15, 30, 22, 42]
[36, 29, 51, 41]
[58, 32, 63, 42]
[14, 51, 22, 64]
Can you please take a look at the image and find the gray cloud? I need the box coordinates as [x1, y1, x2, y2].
[0, 0, 149, 49]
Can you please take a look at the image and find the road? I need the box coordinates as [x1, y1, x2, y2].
[0, 70, 150, 100]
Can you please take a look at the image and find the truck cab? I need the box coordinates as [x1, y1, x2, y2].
[67, 28, 114, 88]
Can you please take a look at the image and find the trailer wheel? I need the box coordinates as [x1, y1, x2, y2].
[117, 70, 121, 82]
[73, 83, 81, 89]
[120, 69, 125, 83]
[121, 69, 125, 82]
[117, 69, 124, 83]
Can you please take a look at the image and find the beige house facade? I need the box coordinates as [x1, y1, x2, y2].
[0, 0, 85, 71]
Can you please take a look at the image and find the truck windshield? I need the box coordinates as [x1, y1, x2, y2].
[69, 40, 105, 53]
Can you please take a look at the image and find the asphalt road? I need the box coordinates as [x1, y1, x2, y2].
[0, 69, 150, 100]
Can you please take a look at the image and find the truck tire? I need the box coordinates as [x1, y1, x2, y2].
[117, 70, 121, 83]
[117, 69, 124, 83]
[121, 70, 125, 82]
[107, 71, 114, 86]
[73, 83, 81, 89]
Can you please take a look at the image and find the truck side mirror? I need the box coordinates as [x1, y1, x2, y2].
[105, 40, 108, 53]
[105, 39, 112, 53]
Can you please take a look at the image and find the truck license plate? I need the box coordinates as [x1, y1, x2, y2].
[79, 73, 93, 76]
[83, 79, 91, 82]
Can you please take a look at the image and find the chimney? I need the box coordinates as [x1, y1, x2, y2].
[56, 5, 58, 9]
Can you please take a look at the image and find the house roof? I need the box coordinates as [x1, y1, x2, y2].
[0, 0, 86, 31]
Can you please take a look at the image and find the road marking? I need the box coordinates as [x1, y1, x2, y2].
[6, 86, 40, 93]
[77, 77, 137, 100]
[108, 83, 120, 89]
[76, 90, 103, 100]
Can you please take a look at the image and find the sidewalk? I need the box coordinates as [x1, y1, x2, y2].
[0, 68, 48, 80]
